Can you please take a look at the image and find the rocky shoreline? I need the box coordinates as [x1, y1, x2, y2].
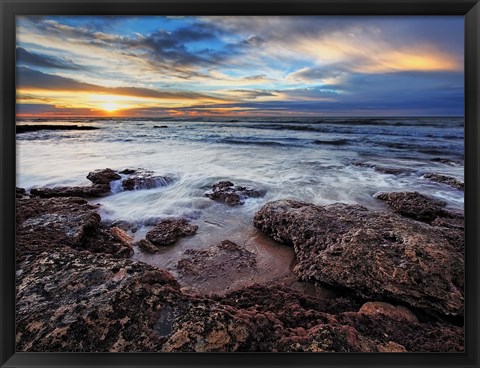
[16, 169, 464, 352]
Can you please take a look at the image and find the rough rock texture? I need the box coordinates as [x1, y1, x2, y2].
[423, 173, 464, 191]
[145, 219, 198, 247]
[374, 191, 462, 224]
[30, 184, 111, 198]
[176, 240, 257, 294]
[16, 193, 464, 352]
[86, 168, 121, 185]
[135, 239, 160, 254]
[359, 302, 418, 323]
[253, 200, 464, 317]
[205, 181, 262, 206]
[122, 171, 175, 191]
[16, 196, 132, 260]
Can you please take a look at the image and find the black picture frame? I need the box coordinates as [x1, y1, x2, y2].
[1, 1, 479, 367]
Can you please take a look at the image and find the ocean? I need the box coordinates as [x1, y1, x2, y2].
[16, 117, 464, 293]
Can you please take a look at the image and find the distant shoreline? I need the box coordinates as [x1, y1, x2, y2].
[16, 124, 100, 133]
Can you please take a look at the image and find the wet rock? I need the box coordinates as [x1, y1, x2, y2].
[145, 219, 198, 246]
[16, 187, 27, 198]
[176, 240, 257, 294]
[374, 167, 413, 175]
[135, 239, 159, 254]
[119, 169, 137, 175]
[423, 173, 464, 191]
[86, 168, 121, 185]
[431, 158, 462, 166]
[205, 181, 262, 206]
[16, 196, 129, 258]
[350, 161, 413, 175]
[374, 191, 458, 223]
[30, 184, 111, 198]
[253, 200, 464, 316]
[110, 227, 134, 246]
[122, 172, 175, 191]
[110, 220, 138, 233]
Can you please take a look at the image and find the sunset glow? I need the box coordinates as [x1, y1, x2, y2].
[16, 16, 464, 117]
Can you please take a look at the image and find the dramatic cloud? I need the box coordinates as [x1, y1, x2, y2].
[16, 16, 464, 117]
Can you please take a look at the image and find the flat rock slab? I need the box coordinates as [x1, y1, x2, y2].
[205, 181, 263, 206]
[145, 219, 198, 247]
[423, 173, 464, 191]
[30, 184, 111, 198]
[176, 240, 257, 294]
[16, 196, 132, 259]
[374, 191, 462, 223]
[253, 200, 464, 317]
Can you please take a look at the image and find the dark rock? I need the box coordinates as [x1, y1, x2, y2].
[16, 187, 27, 198]
[135, 239, 159, 254]
[154, 125, 168, 128]
[86, 168, 121, 185]
[423, 173, 464, 191]
[374, 191, 457, 223]
[119, 169, 137, 175]
[111, 220, 138, 233]
[16, 125, 99, 133]
[16, 196, 129, 259]
[30, 184, 111, 198]
[374, 167, 413, 175]
[253, 200, 464, 316]
[122, 173, 175, 191]
[145, 219, 198, 246]
[431, 158, 462, 166]
[205, 181, 262, 206]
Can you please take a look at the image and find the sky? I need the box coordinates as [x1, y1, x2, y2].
[16, 16, 464, 118]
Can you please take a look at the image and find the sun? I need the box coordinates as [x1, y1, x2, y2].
[101, 102, 120, 112]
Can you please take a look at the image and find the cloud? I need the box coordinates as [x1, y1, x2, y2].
[16, 47, 83, 70]
[16, 66, 226, 102]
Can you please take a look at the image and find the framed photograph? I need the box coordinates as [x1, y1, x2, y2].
[1, 0, 479, 367]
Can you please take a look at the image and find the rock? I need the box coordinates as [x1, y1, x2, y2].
[86, 168, 121, 185]
[110, 220, 138, 233]
[431, 158, 462, 166]
[119, 169, 137, 175]
[16, 125, 99, 133]
[350, 161, 413, 175]
[205, 181, 262, 206]
[16, 196, 130, 258]
[374, 167, 413, 175]
[122, 174, 175, 191]
[16, 187, 27, 198]
[423, 173, 464, 191]
[135, 239, 159, 254]
[359, 302, 418, 323]
[374, 191, 455, 223]
[145, 219, 198, 246]
[110, 227, 134, 246]
[30, 184, 111, 198]
[176, 240, 257, 294]
[253, 200, 464, 316]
